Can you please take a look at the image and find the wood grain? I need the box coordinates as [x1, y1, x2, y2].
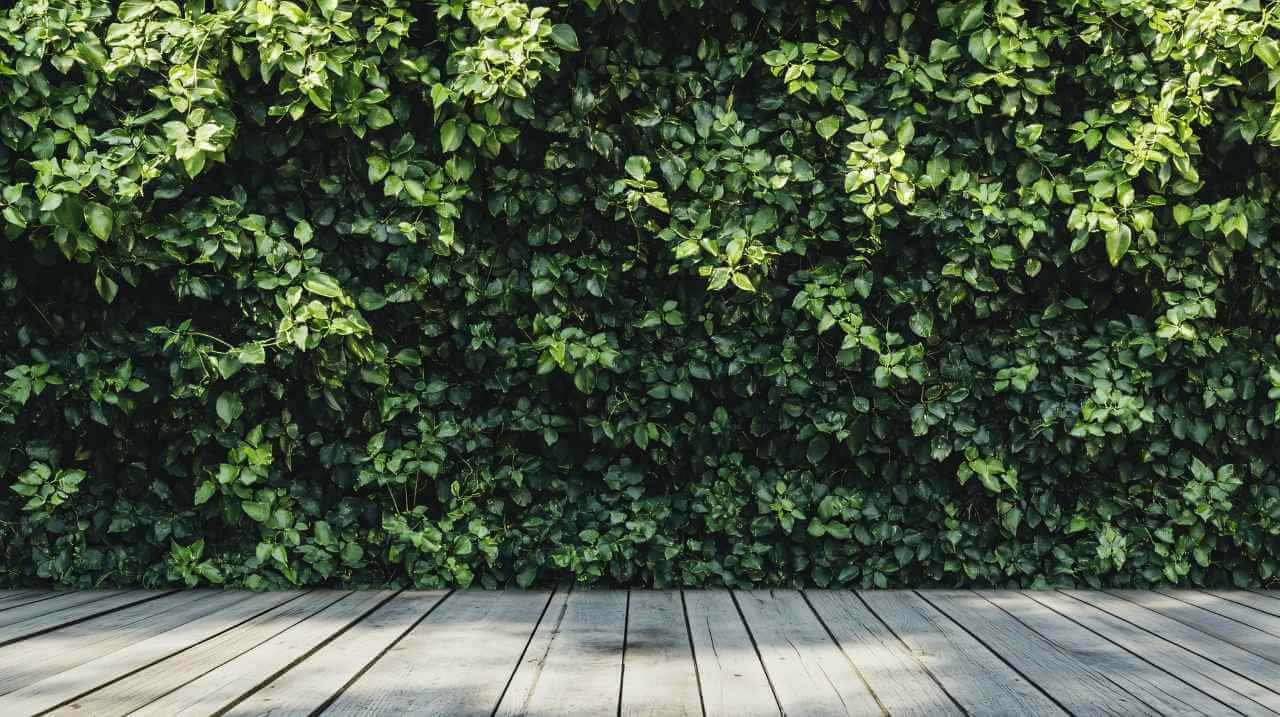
[735, 589, 881, 716]
[806, 590, 960, 716]
[226, 591, 448, 717]
[859, 590, 1065, 717]
[324, 590, 548, 716]
[493, 589, 626, 717]
[620, 590, 702, 717]
[683, 589, 778, 717]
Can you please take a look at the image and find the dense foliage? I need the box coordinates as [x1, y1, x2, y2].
[3, 0, 1280, 590]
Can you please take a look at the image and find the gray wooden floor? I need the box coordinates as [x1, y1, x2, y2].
[0, 589, 1277, 715]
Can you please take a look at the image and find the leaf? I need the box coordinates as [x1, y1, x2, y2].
[303, 271, 343, 298]
[241, 501, 270, 522]
[1255, 38, 1280, 69]
[367, 155, 390, 183]
[216, 392, 243, 427]
[440, 119, 464, 153]
[909, 311, 933, 338]
[815, 116, 841, 140]
[94, 271, 119, 303]
[1105, 225, 1131, 266]
[194, 481, 217, 506]
[549, 24, 579, 52]
[84, 202, 114, 241]
[624, 155, 650, 180]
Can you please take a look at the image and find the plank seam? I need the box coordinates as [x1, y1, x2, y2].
[93, 591, 348, 711]
[1025, 591, 1249, 716]
[1143, 589, 1280, 644]
[0, 590, 179, 648]
[111, 590, 349, 715]
[32, 591, 310, 716]
[1062, 590, 1280, 698]
[616, 589, 630, 717]
[799, 590, 888, 717]
[1209, 591, 1280, 620]
[489, 588, 560, 717]
[852, 591, 971, 717]
[913, 591, 1074, 716]
[969, 590, 1169, 715]
[727, 590, 785, 716]
[0, 592, 62, 614]
[301, 589, 452, 717]
[493, 586, 572, 716]
[678, 591, 708, 717]
[213, 590, 403, 717]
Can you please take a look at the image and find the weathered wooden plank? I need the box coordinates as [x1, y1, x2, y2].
[682, 590, 778, 717]
[619, 590, 701, 717]
[1069, 591, 1280, 698]
[0, 590, 54, 611]
[923, 591, 1157, 715]
[0, 591, 295, 714]
[493, 589, 626, 717]
[0, 590, 127, 627]
[734, 589, 881, 716]
[49, 590, 328, 716]
[0, 589, 160, 644]
[860, 590, 1065, 716]
[1131, 588, 1280, 660]
[806, 590, 960, 716]
[0, 591, 223, 697]
[1154, 590, 1280, 641]
[1211, 590, 1280, 620]
[1030, 590, 1279, 715]
[494, 588, 570, 716]
[225, 591, 448, 717]
[323, 590, 548, 716]
[980, 590, 1235, 716]
[128, 591, 388, 717]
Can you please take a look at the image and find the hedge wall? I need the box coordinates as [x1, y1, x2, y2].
[3, 0, 1280, 590]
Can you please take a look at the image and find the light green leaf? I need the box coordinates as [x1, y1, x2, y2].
[216, 392, 243, 427]
[549, 24, 579, 52]
[85, 202, 114, 241]
[624, 155, 650, 180]
[441, 119, 464, 153]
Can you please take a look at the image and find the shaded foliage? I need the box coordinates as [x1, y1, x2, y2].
[3, 0, 1280, 589]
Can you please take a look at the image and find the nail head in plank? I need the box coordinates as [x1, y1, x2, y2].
[494, 589, 626, 717]
[735, 589, 882, 716]
[323, 590, 547, 716]
[683, 589, 778, 717]
[979, 590, 1233, 717]
[859, 590, 1066, 717]
[620, 590, 701, 717]
[805, 590, 960, 717]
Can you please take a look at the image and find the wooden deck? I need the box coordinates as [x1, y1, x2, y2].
[0, 589, 1277, 715]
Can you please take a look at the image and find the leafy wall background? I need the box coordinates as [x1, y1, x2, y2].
[2, 0, 1280, 588]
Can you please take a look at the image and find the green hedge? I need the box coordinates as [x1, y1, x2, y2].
[3, 0, 1280, 590]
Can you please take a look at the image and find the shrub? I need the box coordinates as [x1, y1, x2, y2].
[2, 0, 1280, 589]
